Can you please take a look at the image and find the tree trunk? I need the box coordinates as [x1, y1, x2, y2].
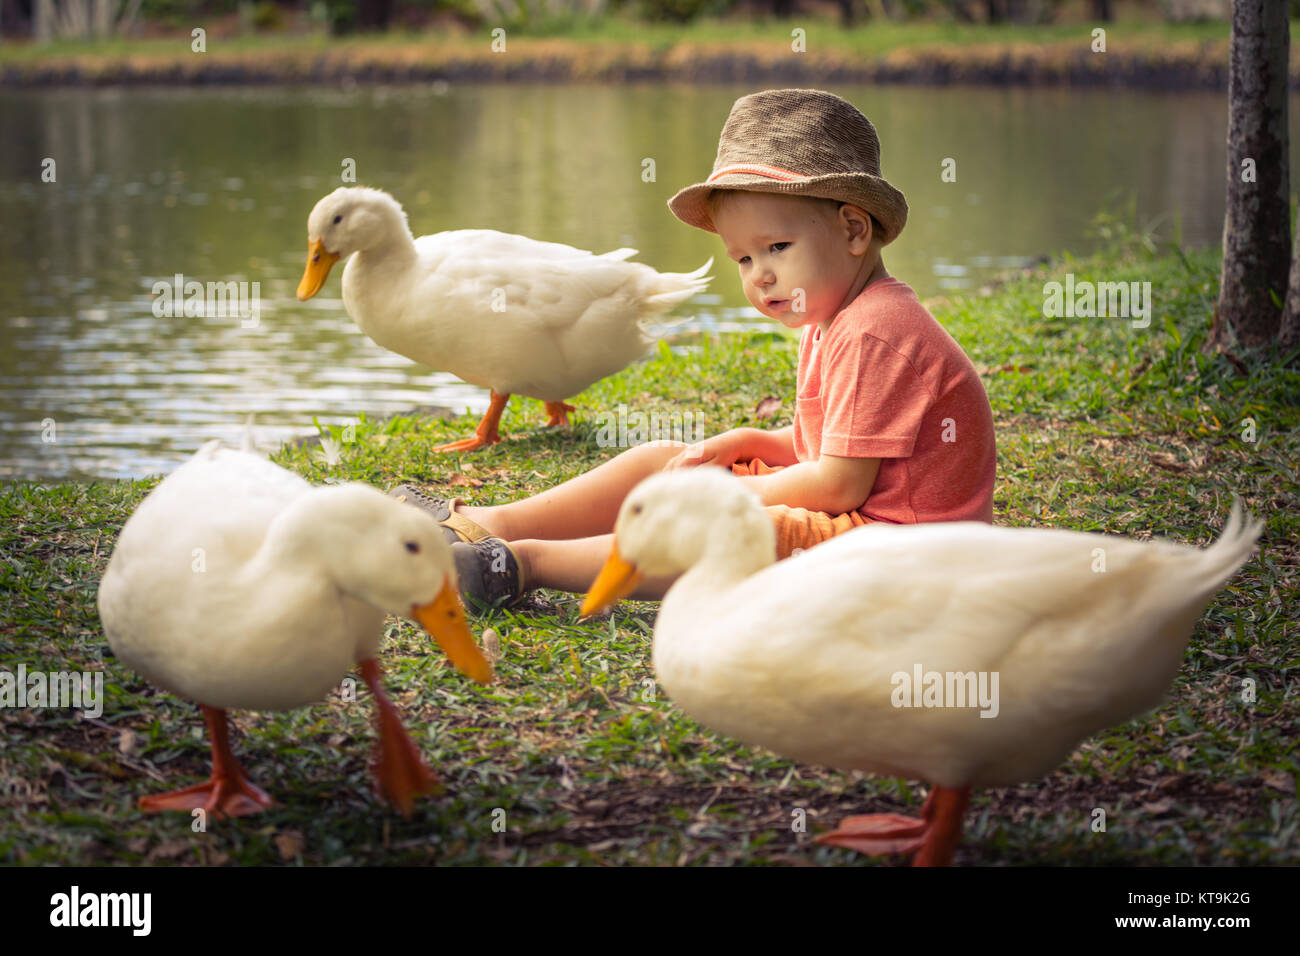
[1280, 204, 1300, 352]
[1212, 0, 1290, 351]
[1092, 0, 1112, 21]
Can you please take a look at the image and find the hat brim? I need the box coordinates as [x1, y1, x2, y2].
[668, 172, 908, 246]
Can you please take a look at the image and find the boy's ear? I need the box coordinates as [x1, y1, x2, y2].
[838, 203, 875, 252]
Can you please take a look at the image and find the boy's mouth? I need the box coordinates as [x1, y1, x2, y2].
[763, 297, 789, 311]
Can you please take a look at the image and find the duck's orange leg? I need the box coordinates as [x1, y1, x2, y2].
[815, 786, 970, 866]
[543, 400, 577, 427]
[432, 390, 509, 453]
[138, 705, 274, 819]
[358, 659, 440, 817]
[911, 786, 970, 866]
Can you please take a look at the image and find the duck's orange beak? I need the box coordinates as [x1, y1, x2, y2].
[413, 581, 493, 684]
[296, 238, 340, 301]
[580, 544, 643, 617]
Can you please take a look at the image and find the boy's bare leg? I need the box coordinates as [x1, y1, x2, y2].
[512, 534, 675, 600]
[457, 441, 685, 542]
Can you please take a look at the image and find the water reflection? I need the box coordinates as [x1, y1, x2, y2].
[0, 84, 1272, 480]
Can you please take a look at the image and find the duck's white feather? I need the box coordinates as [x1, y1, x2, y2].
[308, 188, 711, 402]
[97, 445, 378, 711]
[97, 443, 456, 713]
[624, 472, 1262, 790]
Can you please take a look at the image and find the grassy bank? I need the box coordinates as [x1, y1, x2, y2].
[1, 16, 1276, 88]
[1, 236, 1297, 866]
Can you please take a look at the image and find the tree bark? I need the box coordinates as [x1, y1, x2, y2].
[1212, 0, 1290, 351]
[1281, 203, 1300, 352]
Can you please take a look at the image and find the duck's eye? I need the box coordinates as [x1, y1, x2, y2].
[333, 214, 342, 224]
[630, 503, 643, 515]
[405, 541, 420, 554]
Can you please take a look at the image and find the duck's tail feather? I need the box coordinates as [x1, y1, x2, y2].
[642, 257, 722, 329]
[601, 247, 638, 261]
[1185, 498, 1264, 600]
[643, 257, 714, 311]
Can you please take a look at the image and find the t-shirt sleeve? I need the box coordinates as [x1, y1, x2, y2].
[819, 332, 932, 459]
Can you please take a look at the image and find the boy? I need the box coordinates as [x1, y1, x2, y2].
[397, 88, 995, 607]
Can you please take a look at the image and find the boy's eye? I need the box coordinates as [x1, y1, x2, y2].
[770, 242, 790, 253]
[738, 256, 750, 265]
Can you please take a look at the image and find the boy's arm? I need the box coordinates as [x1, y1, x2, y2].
[664, 426, 797, 469]
[737, 426, 797, 466]
[737, 454, 880, 515]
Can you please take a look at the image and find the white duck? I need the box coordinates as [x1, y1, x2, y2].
[296, 186, 712, 452]
[582, 469, 1263, 866]
[97, 439, 492, 819]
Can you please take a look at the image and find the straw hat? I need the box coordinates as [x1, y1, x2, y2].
[668, 88, 908, 245]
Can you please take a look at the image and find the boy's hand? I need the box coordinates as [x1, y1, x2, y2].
[664, 433, 745, 471]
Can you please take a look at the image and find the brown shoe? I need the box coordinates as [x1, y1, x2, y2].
[389, 484, 494, 545]
[451, 538, 526, 613]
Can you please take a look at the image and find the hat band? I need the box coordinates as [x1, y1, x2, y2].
[707, 163, 809, 184]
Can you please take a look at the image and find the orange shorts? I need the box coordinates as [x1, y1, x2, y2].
[728, 458, 870, 560]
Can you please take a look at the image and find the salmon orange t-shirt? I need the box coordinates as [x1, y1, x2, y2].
[792, 276, 995, 524]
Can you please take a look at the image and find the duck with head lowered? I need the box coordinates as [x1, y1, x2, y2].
[296, 186, 712, 452]
[582, 468, 1263, 865]
[97, 438, 493, 818]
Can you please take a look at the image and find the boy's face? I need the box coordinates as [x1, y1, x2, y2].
[712, 191, 876, 330]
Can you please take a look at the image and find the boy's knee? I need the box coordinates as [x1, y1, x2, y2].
[624, 440, 685, 471]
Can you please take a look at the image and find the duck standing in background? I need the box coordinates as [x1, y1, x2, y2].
[97, 438, 493, 818]
[297, 186, 712, 452]
[582, 469, 1263, 865]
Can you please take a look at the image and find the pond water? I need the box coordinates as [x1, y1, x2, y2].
[0, 83, 1281, 480]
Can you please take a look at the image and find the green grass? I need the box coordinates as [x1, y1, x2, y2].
[1, 235, 1297, 866]
[0, 14, 1235, 65]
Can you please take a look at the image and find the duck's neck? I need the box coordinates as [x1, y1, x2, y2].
[351, 229, 418, 284]
[666, 518, 776, 607]
[343, 227, 426, 353]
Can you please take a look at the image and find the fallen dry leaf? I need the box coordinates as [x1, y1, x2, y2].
[482, 628, 501, 662]
[274, 830, 305, 861]
[1150, 453, 1192, 473]
[1261, 771, 1296, 794]
[754, 396, 782, 420]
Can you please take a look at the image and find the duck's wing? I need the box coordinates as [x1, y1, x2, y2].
[97, 445, 312, 670]
[419, 229, 634, 263]
[716, 517, 1252, 680]
[712, 524, 1039, 678]
[417, 238, 663, 333]
[109, 444, 310, 577]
